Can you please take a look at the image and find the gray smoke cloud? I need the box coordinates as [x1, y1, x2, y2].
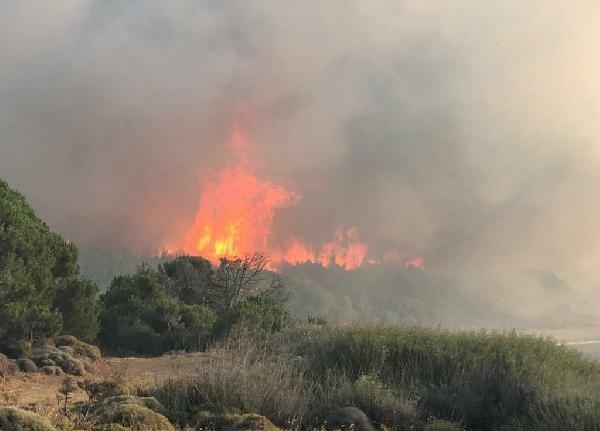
[2, 1, 600, 315]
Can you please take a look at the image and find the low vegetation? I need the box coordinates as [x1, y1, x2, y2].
[144, 326, 600, 431]
[88, 395, 173, 431]
[0, 406, 58, 431]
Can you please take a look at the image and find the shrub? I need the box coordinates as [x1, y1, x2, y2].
[31, 336, 101, 375]
[99, 266, 191, 356]
[79, 380, 129, 402]
[104, 404, 171, 431]
[315, 375, 418, 431]
[323, 407, 374, 431]
[52, 353, 85, 375]
[83, 396, 170, 430]
[94, 403, 173, 431]
[38, 358, 56, 367]
[0, 353, 18, 377]
[235, 413, 281, 431]
[41, 366, 64, 376]
[53, 335, 102, 361]
[58, 346, 75, 355]
[222, 296, 290, 335]
[421, 358, 535, 429]
[0, 407, 58, 431]
[95, 396, 167, 416]
[16, 358, 37, 373]
[179, 304, 217, 351]
[147, 338, 311, 427]
[193, 412, 281, 431]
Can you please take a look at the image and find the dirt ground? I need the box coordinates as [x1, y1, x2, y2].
[1, 353, 208, 415]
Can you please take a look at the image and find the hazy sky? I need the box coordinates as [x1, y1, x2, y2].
[2, 1, 600, 293]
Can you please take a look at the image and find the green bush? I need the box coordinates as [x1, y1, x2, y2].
[99, 265, 217, 356]
[96, 396, 167, 416]
[223, 296, 289, 335]
[179, 304, 217, 351]
[96, 404, 172, 431]
[53, 335, 102, 361]
[0, 407, 58, 431]
[194, 412, 281, 431]
[91, 396, 172, 431]
[31, 336, 100, 376]
[16, 358, 37, 373]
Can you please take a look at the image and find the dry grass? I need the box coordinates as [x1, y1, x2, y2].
[147, 337, 313, 427]
[102, 353, 210, 390]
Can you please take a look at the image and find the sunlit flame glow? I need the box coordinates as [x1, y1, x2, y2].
[172, 125, 423, 270]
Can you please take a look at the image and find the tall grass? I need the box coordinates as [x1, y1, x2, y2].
[148, 324, 600, 430]
[146, 336, 313, 427]
[287, 325, 600, 430]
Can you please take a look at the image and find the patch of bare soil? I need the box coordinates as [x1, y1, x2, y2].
[1, 352, 208, 414]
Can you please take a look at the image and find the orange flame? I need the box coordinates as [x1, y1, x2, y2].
[182, 126, 298, 260]
[174, 126, 423, 270]
[277, 227, 368, 270]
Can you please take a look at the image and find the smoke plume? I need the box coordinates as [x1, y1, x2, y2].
[2, 1, 600, 318]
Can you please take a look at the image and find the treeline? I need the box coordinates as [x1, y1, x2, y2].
[0, 180, 98, 355]
[0, 179, 288, 357]
[99, 254, 289, 356]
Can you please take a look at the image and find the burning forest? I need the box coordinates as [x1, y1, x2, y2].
[166, 125, 423, 271]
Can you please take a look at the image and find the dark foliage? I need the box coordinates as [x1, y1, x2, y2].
[99, 265, 217, 356]
[99, 254, 288, 356]
[159, 255, 213, 305]
[54, 277, 100, 342]
[0, 179, 99, 351]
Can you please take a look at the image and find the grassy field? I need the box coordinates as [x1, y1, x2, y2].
[141, 326, 600, 431]
[3, 327, 600, 431]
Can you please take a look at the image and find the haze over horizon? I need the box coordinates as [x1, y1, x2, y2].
[2, 1, 600, 315]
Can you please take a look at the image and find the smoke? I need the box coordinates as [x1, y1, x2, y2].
[2, 1, 600, 312]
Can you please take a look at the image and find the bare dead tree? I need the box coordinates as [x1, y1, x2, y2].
[208, 252, 286, 309]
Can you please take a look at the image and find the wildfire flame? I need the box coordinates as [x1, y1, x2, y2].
[173, 126, 423, 270]
[182, 126, 299, 261]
